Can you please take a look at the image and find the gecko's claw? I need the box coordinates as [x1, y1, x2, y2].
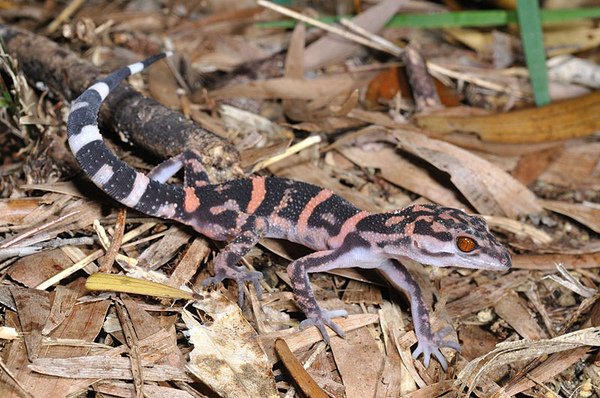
[299, 309, 348, 342]
[202, 267, 264, 306]
[412, 326, 460, 371]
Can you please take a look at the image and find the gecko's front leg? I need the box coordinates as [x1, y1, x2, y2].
[378, 259, 460, 370]
[287, 250, 352, 341]
[202, 225, 264, 305]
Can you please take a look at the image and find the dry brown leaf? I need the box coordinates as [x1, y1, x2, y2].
[484, 215, 552, 245]
[342, 279, 383, 305]
[183, 293, 278, 398]
[303, 0, 406, 71]
[503, 346, 589, 396]
[2, 285, 112, 398]
[459, 326, 500, 362]
[416, 91, 600, 143]
[29, 356, 191, 381]
[445, 271, 527, 318]
[136, 226, 191, 270]
[537, 142, 600, 189]
[392, 129, 542, 218]
[8, 249, 74, 288]
[208, 75, 358, 101]
[512, 253, 600, 270]
[339, 145, 471, 210]
[190, 34, 287, 73]
[545, 25, 600, 56]
[259, 314, 380, 364]
[168, 238, 211, 288]
[330, 327, 384, 397]
[494, 290, 548, 340]
[282, 20, 308, 121]
[540, 199, 600, 234]
[148, 56, 179, 108]
[512, 238, 600, 255]
[95, 381, 195, 398]
[510, 145, 563, 185]
[377, 301, 413, 396]
[42, 285, 78, 336]
[0, 198, 43, 225]
[458, 328, 600, 396]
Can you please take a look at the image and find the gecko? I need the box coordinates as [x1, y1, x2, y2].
[66, 52, 512, 370]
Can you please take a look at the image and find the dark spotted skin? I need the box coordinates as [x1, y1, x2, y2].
[67, 53, 512, 371]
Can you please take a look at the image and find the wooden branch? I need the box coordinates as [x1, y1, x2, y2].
[0, 24, 242, 181]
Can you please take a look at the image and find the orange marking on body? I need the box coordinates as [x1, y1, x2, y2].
[328, 210, 370, 248]
[184, 187, 200, 213]
[247, 176, 266, 214]
[411, 204, 432, 213]
[384, 215, 405, 228]
[297, 189, 333, 236]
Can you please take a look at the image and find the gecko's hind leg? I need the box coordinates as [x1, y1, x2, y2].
[148, 149, 210, 187]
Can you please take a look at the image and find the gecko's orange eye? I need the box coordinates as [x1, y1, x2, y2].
[456, 236, 477, 253]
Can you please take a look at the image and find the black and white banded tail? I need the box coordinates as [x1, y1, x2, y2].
[67, 52, 185, 220]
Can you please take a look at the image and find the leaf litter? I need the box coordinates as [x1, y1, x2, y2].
[0, 1, 599, 397]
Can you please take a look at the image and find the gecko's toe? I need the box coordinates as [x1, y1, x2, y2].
[202, 269, 263, 306]
[202, 274, 225, 289]
[412, 329, 460, 370]
[299, 309, 348, 341]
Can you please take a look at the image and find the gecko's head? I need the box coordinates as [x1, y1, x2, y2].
[382, 204, 511, 271]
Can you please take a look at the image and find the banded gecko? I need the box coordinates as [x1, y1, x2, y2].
[67, 53, 512, 370]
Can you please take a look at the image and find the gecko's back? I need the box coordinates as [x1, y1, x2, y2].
[180, 176, 363, 250]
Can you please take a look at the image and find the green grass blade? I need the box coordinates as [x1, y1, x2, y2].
[517, 0, 550, 106]
[256, 7, 600, 29]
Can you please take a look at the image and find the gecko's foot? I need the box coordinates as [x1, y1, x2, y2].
[202, 267, 263, 305]
[412, 326, 461, 371]
[299, 309, 348, 342]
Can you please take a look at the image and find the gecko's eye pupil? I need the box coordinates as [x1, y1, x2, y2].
[457, 236, 476, 253]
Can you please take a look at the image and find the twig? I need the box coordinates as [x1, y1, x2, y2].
[99, 208, 127, 272]
[339, 18, 403, 56]
[0, 210, 80, 249]
[252, 135, 322, 173]
[275, 338, 328, 398]
[45, 0, 86, 34]
[257, 0, 401, 56]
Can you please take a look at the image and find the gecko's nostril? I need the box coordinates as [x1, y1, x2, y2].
[502, 252, 512, 268]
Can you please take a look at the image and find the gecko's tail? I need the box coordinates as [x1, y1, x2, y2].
[67, 52, 184, 219]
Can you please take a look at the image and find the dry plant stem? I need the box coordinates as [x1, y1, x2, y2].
[274, 339, 328, 398]
[45, 0, 86, 34]
[0, 210, 80, 249]
[283, 343, 327, 398]
[0, 24, 241, 180]
[35, 223, 156, 290]
[99, 208, 127, 273]
[252, 135, 322, 172]
[257, 0, 402, 56]
[403, 46, 442, 112]
[480, 293, 600, 395]
[339, 18, 403, 55]
[115, 301, 145, 398]
[426, 62, 523, 97]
